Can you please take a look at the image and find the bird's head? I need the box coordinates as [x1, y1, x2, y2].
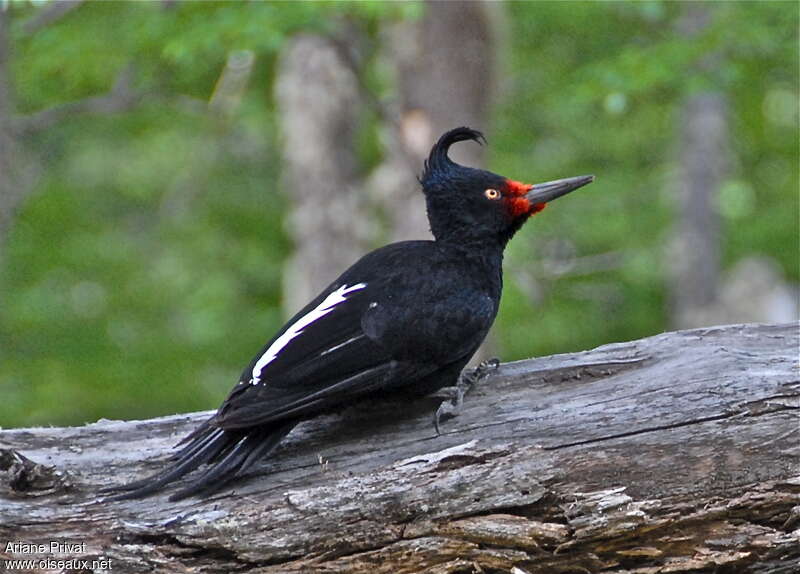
[421, 127, 594, 247]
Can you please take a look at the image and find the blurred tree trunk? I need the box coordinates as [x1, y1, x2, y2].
[668, 3, 728, 329]
[275, 1, 500, 317]
[371, 0, 500, 243]
[0, 9, 31, 260]
[274, 32, 369, 313]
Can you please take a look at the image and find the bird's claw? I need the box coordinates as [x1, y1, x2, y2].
[434, 386, 465, 436]
[473, 357, 500, 379]
[434, 358, 500, 435]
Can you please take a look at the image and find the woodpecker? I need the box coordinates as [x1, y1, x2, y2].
[109, 127, 594, 500]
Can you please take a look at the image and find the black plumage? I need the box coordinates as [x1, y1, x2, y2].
[108, 127, 593, 500]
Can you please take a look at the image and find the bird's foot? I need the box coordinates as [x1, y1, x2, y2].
[434, 358, 500, 435]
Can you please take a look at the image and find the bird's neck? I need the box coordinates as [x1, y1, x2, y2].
[436, 236, 506, 282]
[435, 229, 507, 257]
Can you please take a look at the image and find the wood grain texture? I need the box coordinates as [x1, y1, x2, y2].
[1, 323, 798, 573]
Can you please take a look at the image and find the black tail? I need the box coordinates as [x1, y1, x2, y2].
[103, 418, 295, 501]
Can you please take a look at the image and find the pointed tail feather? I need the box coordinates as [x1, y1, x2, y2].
[107, 415, 223, 491]
[168, 422, 295, 501]
[102, 420, 295, 500]
[174, 415, 216, 449]
[102, 426, 237, 500]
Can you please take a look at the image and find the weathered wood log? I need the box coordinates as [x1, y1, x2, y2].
[1, 323, 798, 573]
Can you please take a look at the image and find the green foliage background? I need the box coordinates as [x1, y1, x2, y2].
[1, 1, 797, 428]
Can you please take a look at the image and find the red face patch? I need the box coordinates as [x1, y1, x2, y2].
[505, 179, 533, 195]
[504, 179, 546, 218]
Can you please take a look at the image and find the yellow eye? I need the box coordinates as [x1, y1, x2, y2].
[484, 188, 501, 200]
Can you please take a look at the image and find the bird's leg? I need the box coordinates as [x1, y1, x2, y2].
[434, 358, 500, 435]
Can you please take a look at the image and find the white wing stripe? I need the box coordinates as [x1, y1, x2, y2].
[319, 334, 365, 357]
[250, 283, 366, 384]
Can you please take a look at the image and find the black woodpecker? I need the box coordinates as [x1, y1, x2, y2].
[108, 127, 594, 500]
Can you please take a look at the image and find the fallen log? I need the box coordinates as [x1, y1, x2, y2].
[1, 322, 798, 573]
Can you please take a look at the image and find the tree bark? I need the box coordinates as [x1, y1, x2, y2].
[2, 323, 798, 573]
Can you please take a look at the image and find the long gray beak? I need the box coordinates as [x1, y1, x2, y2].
[524, 175, 595, 204]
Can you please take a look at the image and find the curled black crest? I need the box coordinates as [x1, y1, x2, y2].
[422, 127, 486, 183]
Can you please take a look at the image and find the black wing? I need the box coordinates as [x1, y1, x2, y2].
[215, 279, 425, 429]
